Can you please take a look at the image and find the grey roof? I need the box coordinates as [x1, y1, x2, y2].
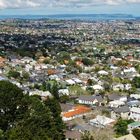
[65, 130, 81, 140]
[127, 100, 140, 107]
[78, 94, 103, 102]
[73, 124, 94, 132]
[108, 94, 122, 101]
[60, 103, 74, 112]
[113, 106, 130, 113]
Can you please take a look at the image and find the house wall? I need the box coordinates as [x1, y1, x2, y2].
[78, 100, 97, 105]
[129, 112, 140, 121]
[111, 112, 129, 120]
[121, 112, 129, 120]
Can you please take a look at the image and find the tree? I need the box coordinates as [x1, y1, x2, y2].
[135, 64, 140, 74]
[81, 131, 94, 140]
[40, 82, 47, 91]
[132, 129, 140, 140]
[22, 71, 30, 80]
[132, 77, 140, 88]
[45, 98, 65, 140]
[87, 79, 93, 86]
[59, 95, 70, 103]
[0, 81, 65, 140]
[82, 58, 93, 66]
[57, 51, 71, 63]
[0, 129, 4, 140]
[8, 70, 20, 79]
[50, 82, 59, 100]
[0, 81, 27, 131]
[114, 119, 134, 136]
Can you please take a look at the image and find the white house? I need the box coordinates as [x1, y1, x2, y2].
[109, 100, 125, 108]
[66, 79, 76, 85]
[98, 70, 109, 75]
[77, 94, 103, 106]
[29, 90, 52, 99]
[111, 106, 130, 120]
[129, 107, 140, 121]
[112, 84, 124, 91]
[92, 85, 104, 91]
[58, 89, 69, 96]
[89, 115, 115, 128]
[130, 94, 140, 100]
[72, 78, 83, 84]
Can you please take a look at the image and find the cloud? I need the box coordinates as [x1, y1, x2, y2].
[0, 0, 140, 9]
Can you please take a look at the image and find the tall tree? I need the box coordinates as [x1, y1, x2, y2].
[0, 81, 65, 140]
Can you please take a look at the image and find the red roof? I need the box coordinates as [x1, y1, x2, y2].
[63, 105, 91, 118]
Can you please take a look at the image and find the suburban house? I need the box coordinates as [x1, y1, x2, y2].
[109, 100, 125, 108]
[127, 100, 140, 108]
[129, 107, 140, 121]
[89, 115, 115, 128]
[92, 85, 104, 91]
[77, 94, 103, 106]
[98, 70, 109, 75]
[108, 94, 127, 102]
[112, 83, 124, 91]
[58, 89, 69, 96]
[128, 121, 140, 133]
[130, 94, 140, 100]
[66, 79, 76, 85]
[72, 124, 94, 133]
[29, 90, 52, 100]
[62, 105, 91, 121]
[111, 106, 130, 120]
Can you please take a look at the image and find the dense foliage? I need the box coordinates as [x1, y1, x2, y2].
[0, 81, 65, 140]
[114, 119, 134, 136]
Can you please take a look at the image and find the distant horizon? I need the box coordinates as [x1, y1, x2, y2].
[0, 14, 139, 20]
[0, 1, 139, 17]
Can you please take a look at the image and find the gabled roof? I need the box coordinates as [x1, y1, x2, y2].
[130, 107, 140, 114]
[128, 121, 140, 128]
[63, 105, 91, 118]
[127, 100, 140, 107]
[108, 94, 122, 101]
[77, 94, 103, 102]
[113, 106, 130, 113]
[60, 103, 74, 112]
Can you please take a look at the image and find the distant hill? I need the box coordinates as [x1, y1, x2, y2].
[0, 14, 139, 20]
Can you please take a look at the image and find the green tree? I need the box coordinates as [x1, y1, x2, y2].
[50, 83, 59, 100]
[132, 129, 140, 140]
[6, 96, 58, 140]
[40, 82, 47, 91]
[0, 81, 27, 131]
[82, 58, 93, 66]
[114, 119, 134, 136]
[57, 51, 71, 63]
[8, 70, 20, 79]
[45, 98, 65, 140]
[59, 95, 70, 103]
[132, 77, 140, 88]
[0, 81, 65, 140]
[22, 71, 30, 80]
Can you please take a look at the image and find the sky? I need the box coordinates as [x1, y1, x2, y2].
[0, 0, 140, 16]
